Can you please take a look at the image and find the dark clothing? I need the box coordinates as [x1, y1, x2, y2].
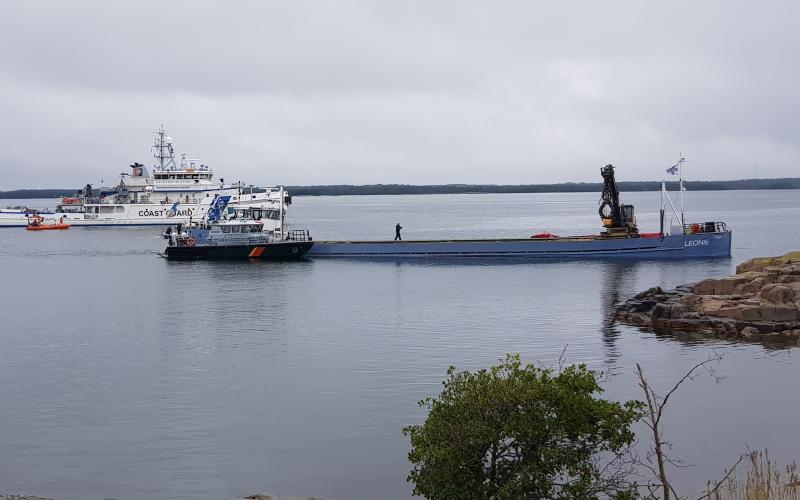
[395, 224, 402, 241]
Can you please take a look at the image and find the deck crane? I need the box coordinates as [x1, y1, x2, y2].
[598, 164, 638, 236]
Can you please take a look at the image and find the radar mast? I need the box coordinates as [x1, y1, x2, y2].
[153, 125, 176, 171]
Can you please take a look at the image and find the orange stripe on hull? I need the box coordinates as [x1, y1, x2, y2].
[248, 246, 266, 258]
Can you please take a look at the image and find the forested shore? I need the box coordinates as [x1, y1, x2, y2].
[2, 178, 800, 199]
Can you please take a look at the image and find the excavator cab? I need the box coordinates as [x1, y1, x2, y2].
[599, 164, 638, 236]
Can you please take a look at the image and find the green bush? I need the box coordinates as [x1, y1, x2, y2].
[404, 354, 644, 499]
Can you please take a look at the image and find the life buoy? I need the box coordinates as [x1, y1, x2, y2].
[691, 224, 701, 234]
[186, 237, 196, 246]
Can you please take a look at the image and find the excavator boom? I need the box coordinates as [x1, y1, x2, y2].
[598, 164, 638, 235]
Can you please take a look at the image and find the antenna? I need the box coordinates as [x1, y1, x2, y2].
[678, 153, 686, 228]
[152, 125, 176, 171]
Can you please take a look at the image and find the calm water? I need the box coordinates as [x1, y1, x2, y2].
[1, 190, 799, 500]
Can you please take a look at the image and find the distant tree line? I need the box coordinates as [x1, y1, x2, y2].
[2, 178, 799, 199]
[287, 177, 800, 195]
[0, 188, 78, 199]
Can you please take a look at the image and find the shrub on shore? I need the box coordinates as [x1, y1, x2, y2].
[403, 354, 644, 499]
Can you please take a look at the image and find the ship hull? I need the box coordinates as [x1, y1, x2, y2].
[307, 231, 732, 259]
[164, 241, 314, 261]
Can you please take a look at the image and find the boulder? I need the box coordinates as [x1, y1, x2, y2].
[634, 286, 664, 300]
[719, 304, 762, 322]
[694, 279, 716, 295]
[740, 326, 760, 338]
[759, 284, 795, 304]
[777, 274, 800, 284]
[760, 305, 798, 322]
[713, 275, 755, 295]
[740, 277, 766, 294]
[736, 252, 800, 274]
[737, 257, 776, 274]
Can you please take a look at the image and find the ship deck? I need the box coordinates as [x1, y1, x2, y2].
[306, 231, 732, 259]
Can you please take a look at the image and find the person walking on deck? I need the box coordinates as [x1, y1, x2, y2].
[395, 223, 402, 241]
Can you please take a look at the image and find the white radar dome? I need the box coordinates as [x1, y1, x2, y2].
[165, 137, 173, 144]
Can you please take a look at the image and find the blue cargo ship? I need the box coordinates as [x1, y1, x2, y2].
[306, 160, 732, 260]
[307, 230, 731, 259]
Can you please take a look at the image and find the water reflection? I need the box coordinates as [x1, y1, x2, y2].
[599, 261, 640, 365]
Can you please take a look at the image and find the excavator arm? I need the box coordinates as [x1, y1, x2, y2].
[599, 164, 622, 227]
[598, 164, 638, 235]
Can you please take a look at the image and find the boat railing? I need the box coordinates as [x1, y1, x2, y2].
[286, 229, 312, 242]
[213, 234, 270, 246]
[683, 221, 728, 234]
[172, 233, 272, 247]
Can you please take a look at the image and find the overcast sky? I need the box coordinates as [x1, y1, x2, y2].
[0, 1, 797, 188]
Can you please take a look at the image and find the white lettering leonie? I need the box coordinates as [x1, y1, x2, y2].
[685, 239, 709, 247]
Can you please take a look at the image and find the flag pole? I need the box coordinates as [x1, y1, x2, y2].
[679, 154, 685, 228]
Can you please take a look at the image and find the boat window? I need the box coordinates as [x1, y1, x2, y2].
[221, 225, 231, 233]
[231, 225, 241, 233]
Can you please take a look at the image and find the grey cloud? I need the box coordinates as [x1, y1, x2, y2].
[0, 0, 797, 188]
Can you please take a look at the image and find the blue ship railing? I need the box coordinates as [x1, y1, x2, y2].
[683, 221, 728, 234]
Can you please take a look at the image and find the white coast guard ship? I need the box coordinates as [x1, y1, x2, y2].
[0, 128, 289, 227]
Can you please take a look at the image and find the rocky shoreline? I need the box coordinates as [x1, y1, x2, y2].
[616, 251, 800, 344]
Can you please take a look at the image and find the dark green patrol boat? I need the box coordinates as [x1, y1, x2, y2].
[164, 195, 313, 260]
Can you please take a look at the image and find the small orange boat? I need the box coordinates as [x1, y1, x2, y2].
[27, 223, 71, 231]
[26, 215, 71, 231]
